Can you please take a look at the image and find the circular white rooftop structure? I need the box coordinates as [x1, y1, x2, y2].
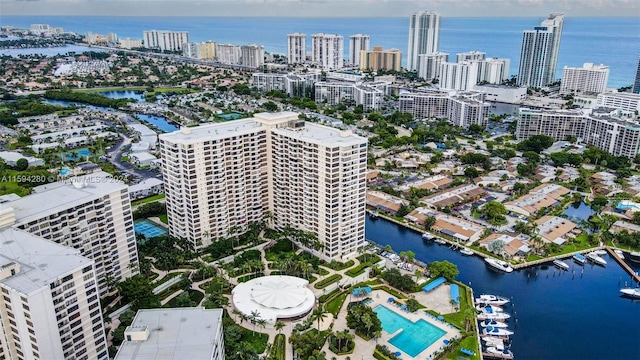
[232, 275, 315, 324]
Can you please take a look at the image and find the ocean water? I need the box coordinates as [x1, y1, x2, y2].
[1, 16, 638, 88]
[365, 215, 640, 360]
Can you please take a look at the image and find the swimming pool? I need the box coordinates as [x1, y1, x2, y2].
[134, 219, 168, 239]
[373, 305, 446, 357]
[62, 148, 90, 161]
[616, 201, 640, 210]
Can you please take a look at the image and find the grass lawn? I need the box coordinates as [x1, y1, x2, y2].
[447, 335, 481, 360]
[158, 214, 168, 224]
[240, 327, 269, 354]
[132, 193, 165, 206]
[314, 274, 342, 289]
[270, 334, 286, 360]
[324, 292, 348, 316]
[152, 271, 183, 287]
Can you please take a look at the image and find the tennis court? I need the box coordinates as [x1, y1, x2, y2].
[134, 219, 168, 239]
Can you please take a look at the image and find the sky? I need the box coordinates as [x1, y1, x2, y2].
[0, 0, 639, 17]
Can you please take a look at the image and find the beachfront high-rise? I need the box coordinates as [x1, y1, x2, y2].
[359, 46, 402, 72]
[3, 172, 139, 297]
[517, 13, 564, 87]
[633, 54, 640, 94]
[311, 33, 344, 70]
[159, 112, 367, 261]
[407, 11, 441, 71]
[349, 34, 370, 67]
[241, 44, 265, 69]
[560, 63, 609, 95]
[143, 30, 189, 52]
[417, 52, 448, 81]
[0, 228, 107, 360]
[287, 33, 307, 64]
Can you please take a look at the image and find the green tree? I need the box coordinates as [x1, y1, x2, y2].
[464, 166, 480, 180]
[428, 260, 459, 280]
[479, 201, 508, 225]
[15, 158, 28, 171]
[591, 196, 609, 214]
[424, 215, 436, 230]
[468, 123, 484, 134]
[117, 274, 160, 311]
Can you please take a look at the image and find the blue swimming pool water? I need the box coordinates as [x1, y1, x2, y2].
[373, 305, 446, 357]
[134, 219, 168, 239]
[62, 148, 90, 160]
[219, 112, 243, 120]
[617, 203, 639, 210]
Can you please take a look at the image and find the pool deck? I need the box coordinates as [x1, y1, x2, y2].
[323, 289, 460, 360]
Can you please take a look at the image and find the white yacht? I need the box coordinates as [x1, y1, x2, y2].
[482, 326, 514, 336]
[620, 288, 640, 299]
[475, 294, 510, 306]
[485, 346, 514, 359]
[434, 238, 446, 245]
[593, 249, 607, 256]
[614, 249, 625, 259]
[480, 319, 509, 328]
[586, 252, 607, 266]
[553, 259, 570, 271]
[477, 311, 511, 321]
[460, 247, 474, 256]
[476, 304, 505, 313]
[485, 258, 514, 273]
[573, 253, 587, 265]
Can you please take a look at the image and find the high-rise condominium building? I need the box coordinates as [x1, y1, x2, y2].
[359, 46, 402, 72]
[143, 30, 189, 52]
[349, 34, 370, 66]
[0, 227, 107, 360]
[478, 58, 511, 84]
[311, 33, 344, 70]
[417, 52, 448, 81]
[517, 13, 564, 87]
[632, 54, 640, 94]
[439, 61, 479, 91]
[252, 72, 321, 97]
[315, 81, 388, 111]
[216, 43, 241, 65]
[119, 38, 143, 49]
[560, 63, 609, 95]
[399, 89, 490, 129]
[241, 44, 265, 69]
[159, 112, 367, 260]
[456, 51, 486, 63]
[287, 33, 307, 64]
[183, 41, 216, 60]
[407, 11, 441, 71]
[596, 92, 640, 113]
[5, 172, 139, 296]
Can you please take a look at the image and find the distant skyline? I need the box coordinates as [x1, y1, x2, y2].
[1, 0, 639, 17]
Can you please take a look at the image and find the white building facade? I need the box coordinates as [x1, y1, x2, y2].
[517, 13, 564, 87]
[349, 34, 370, 67]
[241, 44, 265, 69]
[311, 33, 344, 70]
[216, 43, 242, 65]
[560, 63, 609, 95]
[417, 52, 448, 81]
[439, 61, 479, 91]
[287, 33, 307, 64]
[159, 112, 367, 260]
[143, 30, 189, 52]
[478, 58, 511, 84]
[0, 228, 107, 360]
[407, 11, 441, 71]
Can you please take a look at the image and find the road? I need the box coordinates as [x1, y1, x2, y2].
[108, 133, 162, 181]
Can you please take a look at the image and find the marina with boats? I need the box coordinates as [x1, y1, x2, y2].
[476, 294, 516, 359]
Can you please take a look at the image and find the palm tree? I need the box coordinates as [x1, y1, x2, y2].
[311, 306, 328, 330]
[232, 309, 244, 323]
[274, 320, 285, 334]
[249, 310, 261, 336]
[256, 318, 267, 334]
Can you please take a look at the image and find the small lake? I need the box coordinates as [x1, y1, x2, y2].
[97, 90, 145, 102]
[136, 114, 178, 133]
[562, 201, 594, 223]
[0, 44, 104, 57]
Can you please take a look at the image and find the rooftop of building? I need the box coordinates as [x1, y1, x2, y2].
[159, 118, 264, 144]
[6, 172, 128, 225]
[114, 307, 223, 360]
[0, 227, 92, 295]
[272, 120, 366, 148]
[129, 178, 163, 192]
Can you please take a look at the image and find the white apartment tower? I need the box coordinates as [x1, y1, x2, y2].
[311, 33, 344, 70]
[216, 43, 242, 65]
[287, 33, 307, 64]
[439, 61, 479, 91]
[407, 11, 441, 71]
[417, 52, 448, 81]
[478, 58, 511, 84]
[241, 44, 265, 69]
[349, 34, 370, 67]
[6, 173, 139, 297]
[0, 227, 107, 360]
[560, 63, 609, 95]
[143, 30, 189, 52]
[517, 13, 564, 87]
[160, 112, 367, 260]
[456, 51, 486, 63]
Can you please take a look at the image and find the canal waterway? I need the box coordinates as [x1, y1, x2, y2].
[365, 215, 640, 360]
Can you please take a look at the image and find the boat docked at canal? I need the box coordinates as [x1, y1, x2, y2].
[475, 294, 510, 306]
[434, 238, 446, 245]
[553, 259, 570, 270]
[480, 319, 509, 328]
[620, 288, 640, 299]
[476, 304, 505, 313]
[422, 233, 433, 241]
[477, 310, 511, 321]
[586, 252, 607, 266]
[483, 325, 514, 336]
[614, 249, 625, 259]
[628, 251, 640, 264]
[484, 346, 515, 359]
[460, 247, 474, 256]
[573, 253, 587, 265]
[485, 258, 513, 273]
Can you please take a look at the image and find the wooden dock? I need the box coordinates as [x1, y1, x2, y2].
[605, 247, 640, 283]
